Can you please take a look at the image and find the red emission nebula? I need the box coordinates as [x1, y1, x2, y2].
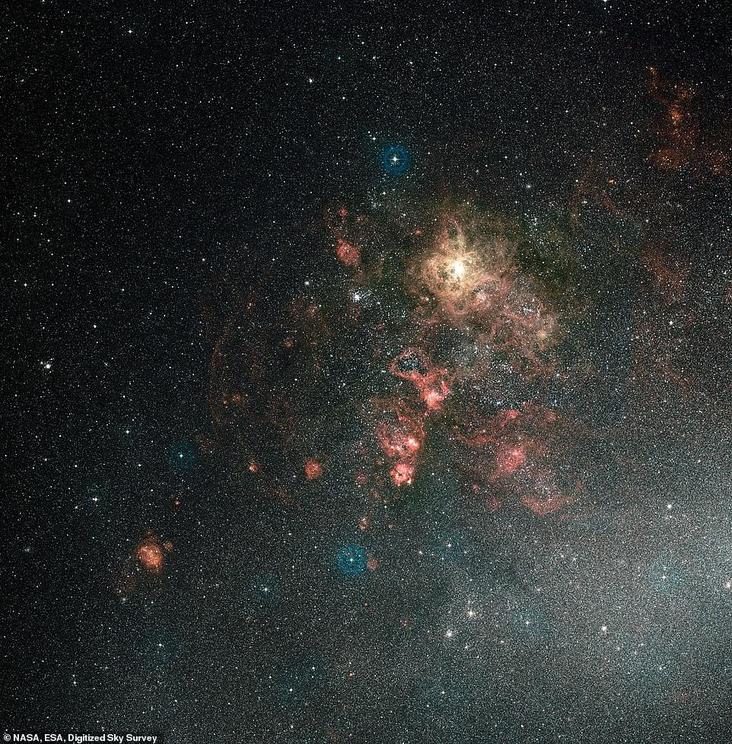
[204, 66, 731, 542]
[209, 202, 587, 522]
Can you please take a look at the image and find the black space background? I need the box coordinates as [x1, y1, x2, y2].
[2, 2, 732, 742]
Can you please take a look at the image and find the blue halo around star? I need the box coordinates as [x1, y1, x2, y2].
[379, 144, 412, 176]
[335, 544, 368, 576]
[167, 440, 197, 471]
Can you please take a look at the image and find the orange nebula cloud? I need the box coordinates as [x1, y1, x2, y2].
[647, 66, 730, 176]
[389, 348, 451, 411]
[414, 216, 559, 376]
[521, 478, 576, 516]
[135, 533, 170, 574]
[641, 243, 690, 305]
[455, 404, 577, 517]
[373, 399, 426, 487]
[390, 461, 416, 487]
[494, 443, 527, 477]
[336, 238, 361, 268]
[304, 457, 323, 480]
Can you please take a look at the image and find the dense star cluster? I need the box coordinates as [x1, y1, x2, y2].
[4, 2, 732, 743]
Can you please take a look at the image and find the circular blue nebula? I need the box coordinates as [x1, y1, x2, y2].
[379, 144, 412, 176]
[335, 544, 368, 576]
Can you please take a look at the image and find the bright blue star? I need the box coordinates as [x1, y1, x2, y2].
[379, 144, 412, 176]
[167, 440, 197, 471]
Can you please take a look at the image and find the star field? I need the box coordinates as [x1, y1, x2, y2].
[3, 2, 732, 743]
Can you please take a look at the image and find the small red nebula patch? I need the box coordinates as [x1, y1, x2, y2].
[335, 238, 361, 268]
[118, 533, 172, 594]
[521, 470, 577, 517]
[223, 392, 245, 408]
[494, 443, 527, 476]
[421, 378, 451, 411]
[390, 461, 415, 487]
[304, 457, 323, 480]
[389, 348, 451, 411]
[486, 494, 502, 512]
[373, 398, 426, 488]
[496, 408, 520, 427]
[641, 244, 689, 304]
[521, 488, 575, 517]
[367, 556, 379, 571]
[136, 534, 167, 574]
[376, 423, 422, 460]
[367, 488, 383, 503]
